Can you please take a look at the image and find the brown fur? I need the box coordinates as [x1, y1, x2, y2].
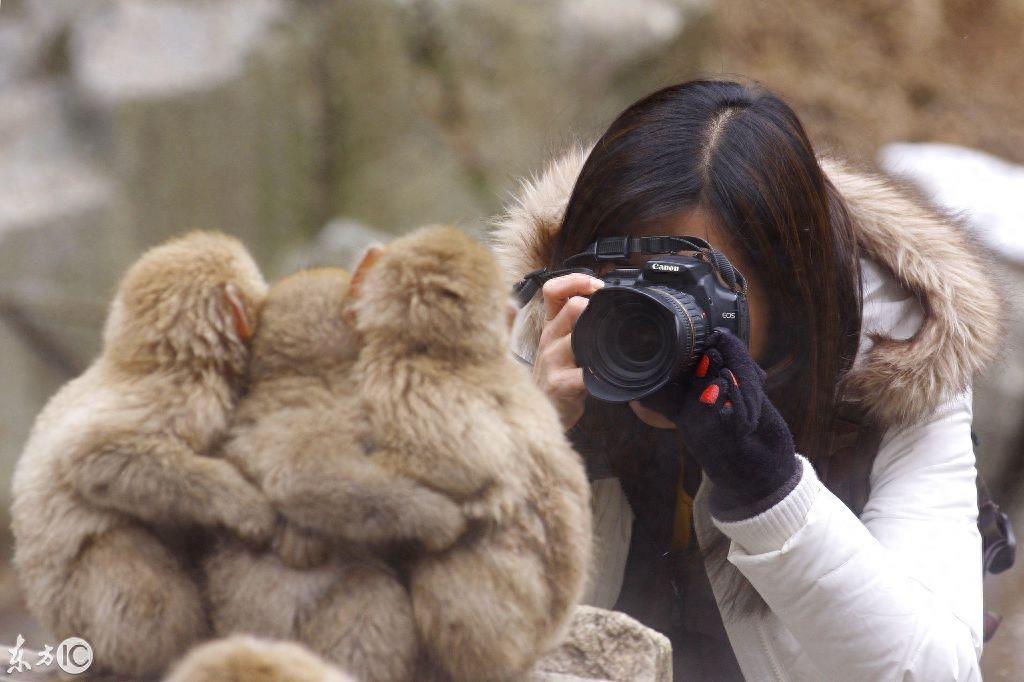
[10, 232, 273, 679]
[488, 145, 1002, 428]
[205, 268, 456, 682]
[347, 225, 592, 681]
[164, 635, 356, 682]
[819, 156, 1003, 425]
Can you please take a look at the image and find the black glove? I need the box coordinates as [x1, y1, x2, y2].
[642, 328, 799, 517]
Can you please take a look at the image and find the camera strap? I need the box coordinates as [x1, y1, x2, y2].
[512, 267, 596, 307]
[563, 235, 713, 265]
[511, 235, 747, 307]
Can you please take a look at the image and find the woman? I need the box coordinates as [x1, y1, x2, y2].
[490, 80, 999, 680]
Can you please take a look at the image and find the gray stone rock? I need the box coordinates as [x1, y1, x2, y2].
[316, 0, 712, 235]
[276, 217, 393, 277]
[52, 0, 714, 267]
[317, 0, 491, 234]
[0, 82, 72, 161]
[409, 0, 713, 205]
[535, 606, 673, 682]
[557, 0, 700, 75]
[0, 0, 85, 87]
[0, 18, 35, 88]
[531, 673, 613, 682]
[70, 0, 288, 104]
[68, 0, 326, 271]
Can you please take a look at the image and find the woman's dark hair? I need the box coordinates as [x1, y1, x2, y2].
[560, 80, 862, 476]
[560, 80, 864, 616]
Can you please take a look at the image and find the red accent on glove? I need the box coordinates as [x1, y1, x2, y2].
[695, 354, 711, 378]
[699, 384, 720, 404]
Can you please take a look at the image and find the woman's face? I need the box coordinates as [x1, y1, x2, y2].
[623, 208, 770, 430]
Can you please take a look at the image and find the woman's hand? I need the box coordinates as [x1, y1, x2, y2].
[533, 273, 604, 430]
[644, 328, 799, 514]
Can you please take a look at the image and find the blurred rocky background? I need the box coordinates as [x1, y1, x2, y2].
[1, 0, 1022, 678]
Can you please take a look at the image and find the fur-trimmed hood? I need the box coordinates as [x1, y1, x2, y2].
[488, 143, 1002, 427]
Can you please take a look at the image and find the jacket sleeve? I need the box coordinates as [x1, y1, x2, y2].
[712, 391, 983, 681]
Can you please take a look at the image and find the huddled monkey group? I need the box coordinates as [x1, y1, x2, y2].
[10, 226, 592, 681]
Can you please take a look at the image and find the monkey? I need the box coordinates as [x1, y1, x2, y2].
[163, 635, 357, 682]
[10, 231, 277, 680]
[343, 225, 593, 681]
[204, 267, 467, 682]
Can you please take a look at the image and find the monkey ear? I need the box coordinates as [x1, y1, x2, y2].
[349, 244, 384, 301]
[224, 283, 254, 341]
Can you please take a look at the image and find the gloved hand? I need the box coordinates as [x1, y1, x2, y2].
[641, 328, 799, 516]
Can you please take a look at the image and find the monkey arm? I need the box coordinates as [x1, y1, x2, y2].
[262, 454, 467, 553]
[271, 522, 332, 569]
[68, 431, 276, 544]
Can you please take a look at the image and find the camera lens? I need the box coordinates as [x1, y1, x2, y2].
[572, 285, 708, 402]
[616, 315, 661, 363]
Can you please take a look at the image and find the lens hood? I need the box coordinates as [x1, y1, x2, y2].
[572, 285, 706, 403]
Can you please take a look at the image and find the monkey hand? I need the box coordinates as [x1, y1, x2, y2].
[461, 479, 522, 527]
[292, 470, 469, 554]
[645, 328, 799, 515]
[408, 488, 469, 554]
[272, 523, 331, 569]
[215, 482, 277, 546]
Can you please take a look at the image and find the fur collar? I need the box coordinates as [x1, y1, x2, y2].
[488, 144, 1002, 428]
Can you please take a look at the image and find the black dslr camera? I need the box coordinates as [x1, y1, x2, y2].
[513, 235, 749, 403]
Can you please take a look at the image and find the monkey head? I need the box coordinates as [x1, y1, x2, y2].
[102, 231, 267, 376]
[346, 225, 510, 359]
[248, 267, 358, 381]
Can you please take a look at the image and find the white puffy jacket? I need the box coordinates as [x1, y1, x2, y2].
[491, 147, 1001, 681]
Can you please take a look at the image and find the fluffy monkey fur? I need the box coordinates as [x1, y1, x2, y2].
[346, 225, 592, 681]
[205, 268, 465, 682]
[164, 635, 356, 682]
[11, 231, 274, 679]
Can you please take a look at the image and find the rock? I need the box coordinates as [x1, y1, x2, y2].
[405, 0, 712, 203]
[0, 82, 73, 161]
[68, 0, 327, 271]
[0, 0, 85, 87]
[0, 15, 36, 88]
[531, 673, 613, 682]
[70, 0, 288, 103]
[317, 0, 491, 234]
[318, 0, 713, 234]
[0, 78, 125, 361]
[557, 0, 696, 64]
[534, 606, 673, 682]
[878, 143, 1024, 265]
[275, 217, 393, 277]
[53, 0, 715, 265]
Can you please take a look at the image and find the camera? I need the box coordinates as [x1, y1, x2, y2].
[512, 235, 749, 403]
